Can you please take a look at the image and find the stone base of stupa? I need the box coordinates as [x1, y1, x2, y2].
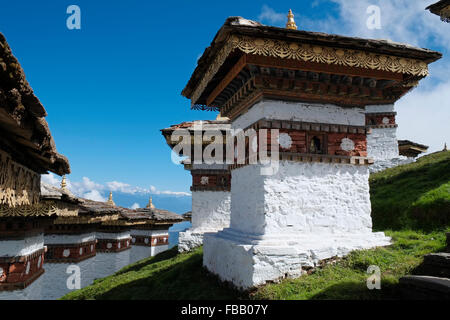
[203, 229, 391, 290]
[178, 228, 225, 253]
[178, 230, 205, 253]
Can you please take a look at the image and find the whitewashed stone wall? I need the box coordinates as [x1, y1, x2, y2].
[0, 233, 45, 300]
[44, 232, 96, 245]
[365, 104, 413, 173]
[96, 231, 131, 240]
[203, 161, 391, 289]
[0, 233, 44, 257]
[0, 276, 43, 300]
[178, 191, 231, 253]
[232, 100, 365, 130]
[130, 229, 170, 257]
[39, 258, 96, 300]
[230, 161, 373, 235]
[191, 191, 230, 231]
[367, 127, 400, 161]
[0, 232, 169, 300]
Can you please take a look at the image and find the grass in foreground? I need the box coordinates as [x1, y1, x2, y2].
[62, 229, 448, 300]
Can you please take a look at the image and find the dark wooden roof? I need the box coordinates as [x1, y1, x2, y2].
[398, 140, 429, 150]
[427, 0, 450, 13]
[121, 207, 183, 223]
[40, 183, 183, 225]
[0, 33, 70, 175]
[426, 0, 450, 22]
[398, 140, 429, 158]
[182, 211, 192, 222]
[182, 17, 442, 101]
[161, 119, 230, 133]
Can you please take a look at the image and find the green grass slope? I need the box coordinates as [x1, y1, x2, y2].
[370, 151, 450, 230]
[63, 151, 450, 300]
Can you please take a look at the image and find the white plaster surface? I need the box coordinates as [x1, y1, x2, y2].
[151, 245, 169, 256]
[365, 104, 395, 113]
[44, 232, 96, 245]
[232, 100, 365, 130]
[178, 191, 231, 253]
[39, 259, 96, 300]
[0, 237, 168, 300]
[203, 230, 390, 290]
[203, 161, 391, 289]
[178, 231, 205, 253]
[191, 191, 231, 231]
[0, 233, 44, 258]
[0, 275, 43, 300]
[93, 250, 131, 280]
[366, 127, 413, 173]
[129, 246, 153, 263]
[96, 231, 131, 240]
[131, 229, 168, 237]
[230, 161, 374, 235]
[367, 128, 400, 161]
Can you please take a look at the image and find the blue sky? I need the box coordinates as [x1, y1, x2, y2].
[1, 0, 448, 200]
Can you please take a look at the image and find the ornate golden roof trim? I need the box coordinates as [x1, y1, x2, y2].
[52, 214, 120, 225]
[0, 201, 79, 218]
[190, 34, 429, 106]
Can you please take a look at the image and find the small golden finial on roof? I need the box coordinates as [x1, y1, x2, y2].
[146, 196, 155, 209]
[286, 9, 297, 30]
[61, 175, 68, 191]
[107, 191, 115, 206]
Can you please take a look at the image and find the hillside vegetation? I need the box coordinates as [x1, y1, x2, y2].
[63, 151, 450, 300]
[370, 151, 450, 230]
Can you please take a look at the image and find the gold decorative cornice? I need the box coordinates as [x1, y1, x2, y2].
[0, 201, 79, 218]
[52, 214, 120, 225]
[0, 150, 40, 207]
[190, 34, 429, 106]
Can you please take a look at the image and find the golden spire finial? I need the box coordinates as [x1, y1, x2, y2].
[146, 196, 155, 209]
[61, 175, 68, 191]
[286, 9, 297, 30]
[107, 191, 115, 206]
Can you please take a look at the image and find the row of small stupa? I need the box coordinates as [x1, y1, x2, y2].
[0, 30, 182, 294]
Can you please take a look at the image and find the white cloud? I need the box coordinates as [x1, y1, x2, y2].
[41, 173, 191, 201]
[83, 190, 106, 202]
[130, 203, 140, 209]
[106, 181, 147, 194]
[41, 173, 60, 187]
[258, 4, 286, 25]
[149, 185, 191, 197]
[326, 0, 450, 48]
[396, 81, 450, 153]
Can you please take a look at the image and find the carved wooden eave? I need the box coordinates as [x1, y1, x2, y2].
[161, 120, 231, 158]
[398, 140, 429, 158]
[0, 33, 70, 177]
[181, 17, 442, 119]
[99, 205, 183, 227]
[427, 0, 450, 22]
[51, 214, 121, 225]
